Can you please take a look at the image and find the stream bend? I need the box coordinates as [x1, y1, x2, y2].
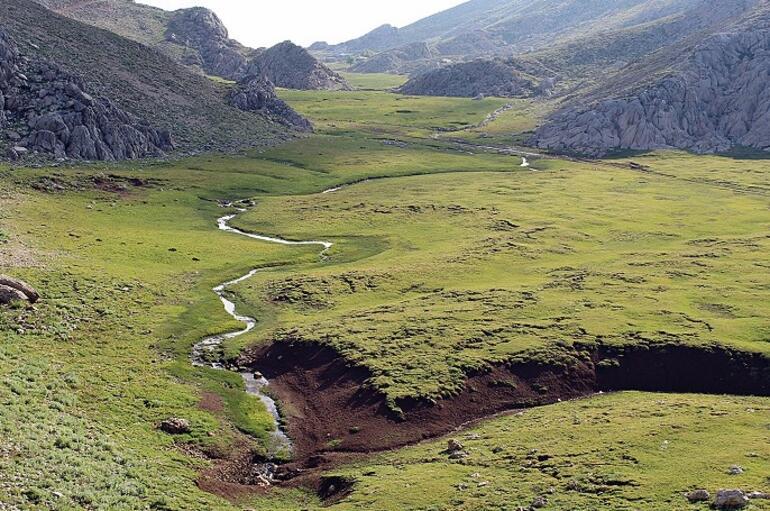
[191, 200, 333, 462]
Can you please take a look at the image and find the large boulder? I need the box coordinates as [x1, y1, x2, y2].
[0, 275, 39, 304]
[714, 489, 750, 510]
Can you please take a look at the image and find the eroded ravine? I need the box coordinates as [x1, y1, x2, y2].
[191, 199, 333, 469]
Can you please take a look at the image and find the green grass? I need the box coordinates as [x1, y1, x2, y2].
[327, 392, 770, 510]
[340, 72, 409, 90]
[278, 88, 510, 138]
[228, 155, 770, 403]
[0, 87, 768, 511]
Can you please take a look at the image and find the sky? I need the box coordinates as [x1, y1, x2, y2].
[142, 0, 467, 48]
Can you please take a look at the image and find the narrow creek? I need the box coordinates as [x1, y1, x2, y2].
[191, 199, 332, 467]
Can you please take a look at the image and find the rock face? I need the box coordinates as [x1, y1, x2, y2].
[246, 41, 351, 91]
[532, 22, 770, 156]
[228, 75, 312, 132]
[0, 30, 172, 161]
[165, 7, 249, 80]
[399, 59, 537, 98]
[0, 275, 39, 304]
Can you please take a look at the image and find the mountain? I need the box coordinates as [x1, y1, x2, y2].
[531, 0, 770, 156]
[34, 0, 252, 80]
[324, 0, 708, 60]
[246, 41, 351, 91]
[1, 0, 308, 161]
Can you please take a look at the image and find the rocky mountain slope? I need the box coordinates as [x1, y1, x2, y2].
[246, 41, 350, 91]
[0, 30, 172, 161]
[531, 2, 770, 156]
[34, 0, 252, 80]
[323, 0, 708, 60]
[398, 59, 540, 98]
[1, 0, 309, 160]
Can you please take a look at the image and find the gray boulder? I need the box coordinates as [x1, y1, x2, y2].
[0, 285, 28, 304]
[0, 275, 39, 303]
[715, 490, 750, 510]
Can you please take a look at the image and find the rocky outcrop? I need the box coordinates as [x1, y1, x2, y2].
[0, 30, 173, 161]
[0, 275, 39, 304]
[165, 7, 249, 81]
[246, 41, 351, 91]
[531, 25, 770, 156]
[228, 76, 312, 132]
[398, 59, 537, 98]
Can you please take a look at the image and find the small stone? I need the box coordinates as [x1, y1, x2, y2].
[728, 465, 744, 475]
[748, 492, 770, 500]
[714, 489, 750, 510]
[447, 439, 464, 452]
[687, 489, 710, 502]
[531, 496, 548, 508]
[159, 417, 191, 434]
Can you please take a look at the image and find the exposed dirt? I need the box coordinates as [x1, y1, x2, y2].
[240, 340, 770, 468]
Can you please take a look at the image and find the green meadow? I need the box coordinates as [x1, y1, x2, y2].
[0, 85, 767, 510]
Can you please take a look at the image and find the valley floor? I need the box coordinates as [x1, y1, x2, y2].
[0, 81, 768, 510]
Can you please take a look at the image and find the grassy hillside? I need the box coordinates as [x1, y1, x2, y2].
[5, 0, 290, 153]
[0, 81, 767, 510]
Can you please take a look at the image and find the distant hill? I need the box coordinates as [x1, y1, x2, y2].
[246, 42, 351, 91]
[398, 59, 540, 98]
[323, 0, 708, 60]
[1, 0, 308, 160]
[531, 0, 770, 155]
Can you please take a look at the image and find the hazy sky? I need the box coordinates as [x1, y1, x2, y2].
[142, 0, 467, 48]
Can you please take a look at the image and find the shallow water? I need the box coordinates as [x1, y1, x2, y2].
[191, 200, 333, 459]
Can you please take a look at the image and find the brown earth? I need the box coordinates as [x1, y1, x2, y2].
[241, 340, 770, 467]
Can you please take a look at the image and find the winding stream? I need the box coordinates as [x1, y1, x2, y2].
[191, 200, 332, 461]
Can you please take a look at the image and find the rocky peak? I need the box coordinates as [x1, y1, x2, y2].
[0, 29, 173, 161]
[246, 41, 351, 91]
[165, 7, 248, 80]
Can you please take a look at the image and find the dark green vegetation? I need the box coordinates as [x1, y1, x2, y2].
[0, 83, 768, 511]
